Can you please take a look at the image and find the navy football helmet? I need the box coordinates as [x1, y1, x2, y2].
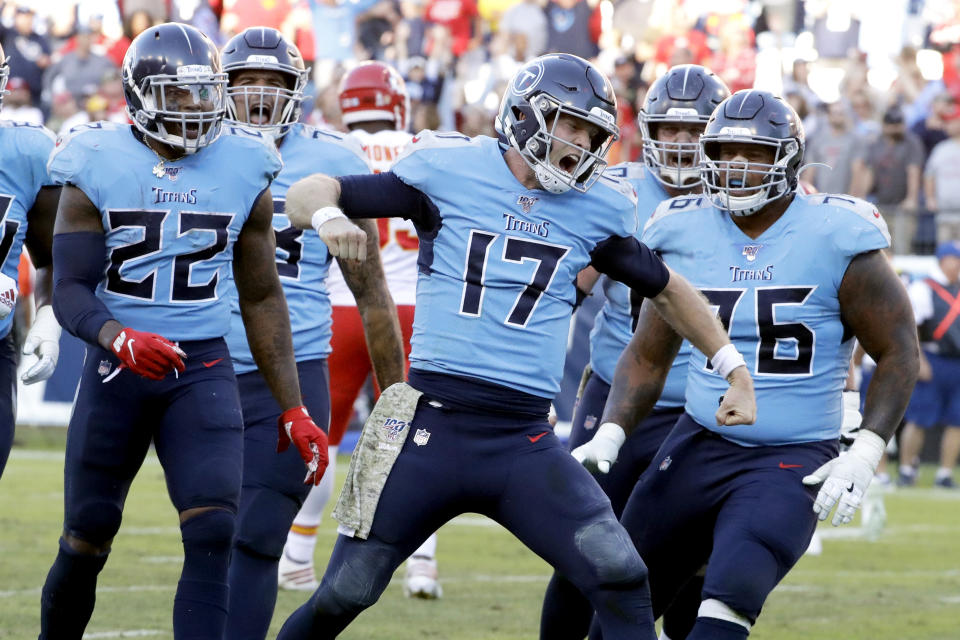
[122, 23, 227, 154]
[699, 90, 804, 216]
[639, 64, 729, 188]
[221, 27, 308, 140]
[497, 53, 619, 194]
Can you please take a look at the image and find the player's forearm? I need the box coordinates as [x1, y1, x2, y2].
[359, 301, 405, 389]
[34, 265, 53, 308]
[651, 269, 730, 358]
[861, 334, 919, 442]
[52, 231, 117, 347]
[240, 291, 303, 410]
[601, 348, 670, 435]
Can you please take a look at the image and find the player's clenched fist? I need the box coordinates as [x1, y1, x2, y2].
[111, 327, 187, 380]
[278, 405, 329, 485]
[313, 210, 367, 261]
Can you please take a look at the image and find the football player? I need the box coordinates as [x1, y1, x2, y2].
[39, 23, 326, 639]
[575, 91, 919, 640]
[0, 41, 61, 480]
[276, 53, 755, 639]
[540, 64, 730, 640]
[278, 61, 440, 599]
[219, 30, 404, 640]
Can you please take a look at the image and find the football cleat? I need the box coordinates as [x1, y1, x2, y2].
[403, 556, 442, 599]
[278, 551, 319, 591]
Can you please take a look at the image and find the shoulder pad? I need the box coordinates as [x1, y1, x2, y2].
[645, 195, 710, 229]
[396, 129, 476, 161]
[300, 125, 367, 158]
[55, 120, 125, 147]
[603, 161, 646, 182]
[0, 119, 55, 140]
[597, 172, 638, 205]
[805, 192, 890, 238]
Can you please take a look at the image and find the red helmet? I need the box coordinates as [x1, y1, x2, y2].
[338, 61, 409, 131]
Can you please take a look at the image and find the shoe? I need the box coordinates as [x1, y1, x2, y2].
[896, 468, 916, 487]
[403, 556, 442, 599]
[934, 475, 957, 489]
[278, 552, 319, 591]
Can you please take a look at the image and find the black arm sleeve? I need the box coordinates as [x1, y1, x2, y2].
[589, 235, 670, 299]
[52, 231, 116, 346]
[337, 172, 441, 233]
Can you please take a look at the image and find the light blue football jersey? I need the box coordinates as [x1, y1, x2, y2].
[588, 163, 690, 409]
[48, 122, 282, 341]
[0, 121, 56, 339]
[226, 123, 371, 373]
[391, 131, 640, 398]
[643, 192, 890, 446]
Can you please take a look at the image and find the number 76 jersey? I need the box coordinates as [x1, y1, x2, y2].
[643, 192, 890, 446]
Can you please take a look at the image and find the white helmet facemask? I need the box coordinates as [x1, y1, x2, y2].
[700, 136, 800, 216]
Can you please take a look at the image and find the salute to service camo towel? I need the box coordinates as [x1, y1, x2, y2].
[333, 382, 423, 539]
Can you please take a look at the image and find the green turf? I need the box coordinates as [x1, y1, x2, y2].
[1, 430, 958, 639]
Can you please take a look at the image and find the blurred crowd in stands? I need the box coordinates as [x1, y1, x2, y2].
[2, 0, 960, 252]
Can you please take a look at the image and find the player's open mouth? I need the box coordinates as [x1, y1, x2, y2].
[558, 153, 579, 174]
[250, 104, 273, 125]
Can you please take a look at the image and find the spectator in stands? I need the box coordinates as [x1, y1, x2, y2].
[498, 0, 547, 61]
[222, 0, 295, 35]
[309, 0, 382, 88]
[424, 0, 480, 60]
[43, 24, 116, 110]
[912, 91, 955, 161]
[0, 5, 52, 108]
[924, 112, 960, 244]
[854, 105, 925, 253]
[0, 76, 42, 125]
[805, 100, 863, 195]
[545, 0, 600, 60]
[850, 88, 881, 141]
[899, 241, 960, 489]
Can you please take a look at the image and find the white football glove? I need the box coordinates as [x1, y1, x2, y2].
[21, 305, 61, 384]
[803, 429, 886, 526]
[0, 271, 16, 319]
[571, 422, 626, 474]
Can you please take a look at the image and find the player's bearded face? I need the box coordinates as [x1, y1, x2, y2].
[715, 142, 777, 196]
[655, 122, 705, 179]
[163, 84, 219, 139]
[549, 114, 602, 177]
[228, 69, 290, 127]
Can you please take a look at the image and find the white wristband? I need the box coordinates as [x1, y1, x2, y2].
[711, 343, 747, 380]
[311, 206, 346, 234]
[595, 422, 627, 448]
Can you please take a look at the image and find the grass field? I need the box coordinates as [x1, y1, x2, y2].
[2, 428, 959, 640]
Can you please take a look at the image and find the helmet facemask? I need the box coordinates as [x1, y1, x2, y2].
[130, 68, 228, 155]
[506, 92, 618, 194]
[700, 136, 800, 216]
[639, 111, 708, 188]
[0, 58, 9, 109]
[225, 63, 307, 140]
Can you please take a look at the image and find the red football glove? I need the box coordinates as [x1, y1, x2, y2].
[278, 406, 329, 486]
[110, 327, 186, 380]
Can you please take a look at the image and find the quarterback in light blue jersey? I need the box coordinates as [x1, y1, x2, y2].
[0, 41, 62, 480]
[577, 90, 919, 640]
[542, 64, 730, 640]
[276, 53, 756, 640]
[218, 29, 404, 640]
[39, 23, 326, 640]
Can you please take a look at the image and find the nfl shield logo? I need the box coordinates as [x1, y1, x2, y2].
[583, 415, 597, 431]
[97, 360, 112, 376]
[517, 195, 538, 213]
[382, 417, 408, 442]
[413, 428, 431, 446]
[742, 244, 762, 262]
[659, 456, 672, 471]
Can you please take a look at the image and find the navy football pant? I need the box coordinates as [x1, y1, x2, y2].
[278, 399, 655, 640]
[541, 370, 686, 640]
[226, 359, 330, 640]
[591, 414, 837, 638]
[0, 332, 16, 479]
[40, 338, 242, 640]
